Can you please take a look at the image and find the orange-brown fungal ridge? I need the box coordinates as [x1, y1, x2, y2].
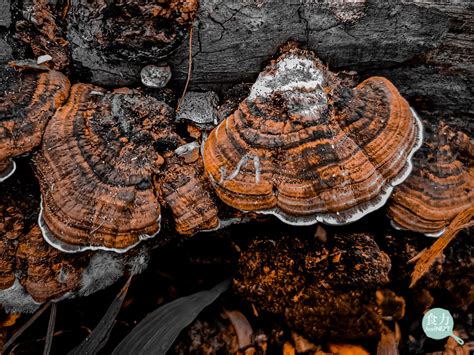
[15, 225, 88, 303]
[156, 144, 219, 236]
[387, 122, 474, 237]
[203, 48, 423, 225]
[35, 84, 181, 253]
[0, 66, 70, 182]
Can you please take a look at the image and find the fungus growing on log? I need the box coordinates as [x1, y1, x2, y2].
[156, 145, 219, 236]
[15, 225, 89, 302]
[203, 48, 423, 225]
[387, 122, 474, 237]
[0, 66, 70, 181]
[34, 84, 181, 253]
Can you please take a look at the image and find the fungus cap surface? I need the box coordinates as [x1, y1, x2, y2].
[388, 123, 474, 236]
[35, 84, 179, 252]
[157, 151, 219, 236]
[0, 66, 70, 181]
[203, 49, 423, 225]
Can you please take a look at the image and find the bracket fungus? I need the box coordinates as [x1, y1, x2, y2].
[203, 48, 423, 226]
[156, 146, 220, 236]
[387, 122, 474, 237]
[0, 66, 70, 181]
[34, 84, 181, 253]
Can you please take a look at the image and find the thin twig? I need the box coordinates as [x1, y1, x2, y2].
[43, 302, 57, 355]
[176, 23, 195, 113]
[410, 207, 473, 288]
[2, 301, 52, 353]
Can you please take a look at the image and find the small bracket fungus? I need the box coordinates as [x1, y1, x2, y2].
[34, 84, 181, 253]
[0, 66, 70, 182]
[387, 122, 474, 237]
[156, 150, 219, 236]
[203, 48, 423, 225]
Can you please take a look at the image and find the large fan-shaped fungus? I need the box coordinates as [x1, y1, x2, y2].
[203, 48, 423, 225]
[387, 122, 473, 236]
[0, 66, 70, 181]
[35, 84, 181, 253]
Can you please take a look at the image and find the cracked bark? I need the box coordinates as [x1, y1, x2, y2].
[0, 0, 472, 132]
[168, 0, 472, 133]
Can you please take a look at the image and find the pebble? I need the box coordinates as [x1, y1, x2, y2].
[140, 64, 172, 88]
[176, 91, 219, 126]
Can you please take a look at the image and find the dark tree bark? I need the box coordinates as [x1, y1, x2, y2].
[169, 0, 472, 133]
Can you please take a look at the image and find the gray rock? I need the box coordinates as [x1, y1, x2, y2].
[140, 65, 172, 88]
[176, 91, 219, 126]
[0, 0, 11, 28]
[0, 36, 13, 63]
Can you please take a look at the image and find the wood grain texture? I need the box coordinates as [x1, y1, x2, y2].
[203, 48, 423, 225]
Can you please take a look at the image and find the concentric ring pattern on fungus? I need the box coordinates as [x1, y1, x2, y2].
[0, 66, 70, 181]
[388, 122, 473, 237]
[203, 48, 423, 225]
[35, 84, 181, 253]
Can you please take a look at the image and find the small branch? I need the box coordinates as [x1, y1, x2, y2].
[177, 23, 195, 113]
[410, 207, 473, 288]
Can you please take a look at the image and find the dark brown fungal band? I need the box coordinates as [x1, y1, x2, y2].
[388, 122, 474, 237]
[35, 84, 181, 253]
[0, 66, 70, 182]
[203, 48, 423, 225]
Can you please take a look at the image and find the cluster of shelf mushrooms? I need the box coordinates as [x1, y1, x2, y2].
[0, 22, 473, 347]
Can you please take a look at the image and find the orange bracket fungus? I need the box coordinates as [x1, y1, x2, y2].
[388, 122, 473, 237]
[34, 84, 181, 253]
[203, 48, 423, 225]
[0, 66, 70, 182]
[156, 145, 220, 236]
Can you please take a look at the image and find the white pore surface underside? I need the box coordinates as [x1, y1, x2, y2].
[38, 197, 160, 253]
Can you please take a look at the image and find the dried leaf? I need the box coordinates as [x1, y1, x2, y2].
[112, 279, 230, 355]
